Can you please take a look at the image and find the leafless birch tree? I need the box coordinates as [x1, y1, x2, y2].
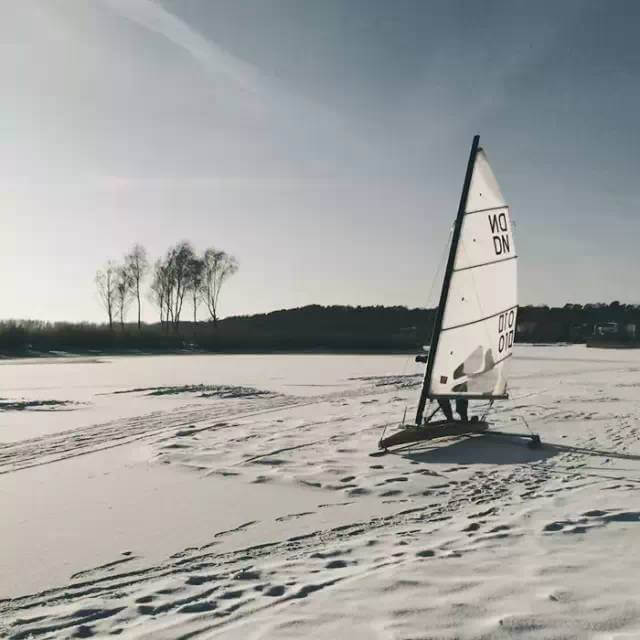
[150, 259, 170, 329]
[202, 248, 238, 326]
[124, 244, 148, 330]
[95, 261, 117, 331]
[167, 242, 195, 331]
[115, 266, 134, 330]
[150, 242, 196, 332]
[188, 256, 205, 323]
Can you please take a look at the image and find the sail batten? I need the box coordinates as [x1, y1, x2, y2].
[416, 136, 517, 420]
[465, 206, 508, 216]
[441, 304, 518, 333]
[453, 254, 517, 273]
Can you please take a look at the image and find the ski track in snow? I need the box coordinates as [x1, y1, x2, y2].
[4, 350, 640, 638]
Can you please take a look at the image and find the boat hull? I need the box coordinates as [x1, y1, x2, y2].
[379, 420, 489, 449]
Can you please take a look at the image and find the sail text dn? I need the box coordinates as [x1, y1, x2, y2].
[489, 212, 510, 255]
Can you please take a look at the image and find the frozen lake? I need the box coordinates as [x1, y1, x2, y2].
[1, 346, 637, 443]
[0, 353, 424, 443]
[3, 345, 640, 638]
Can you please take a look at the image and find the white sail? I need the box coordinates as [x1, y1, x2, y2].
[426, 147, 517, 398]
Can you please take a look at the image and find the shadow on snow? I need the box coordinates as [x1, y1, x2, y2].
[386, 433, 640, 467]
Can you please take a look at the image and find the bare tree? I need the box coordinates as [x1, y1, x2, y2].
[149, 260, 164, 327]
[169, 242, 195, 331]
[115, 266, 134, 330]
[149, 244, 233, 333]
[188, 256, 205, 323]
[124, 244, 148, 330]
[163, 257, 175, 327]
[152, 242, 195, 332]
[95, 261, 117, 331]
[149, 259, 171, 330]
[202, 248, 238, 326]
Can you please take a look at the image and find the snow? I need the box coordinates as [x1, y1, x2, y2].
[2, 346, 640, 638]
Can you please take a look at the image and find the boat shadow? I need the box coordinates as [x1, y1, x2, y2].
[396, 433, 556, 465]
[393, 433, 640, 467]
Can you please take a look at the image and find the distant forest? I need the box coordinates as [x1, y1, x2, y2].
[1, 302, 639, 355]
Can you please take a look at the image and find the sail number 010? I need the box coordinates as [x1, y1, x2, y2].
[498, 309, 515, 354]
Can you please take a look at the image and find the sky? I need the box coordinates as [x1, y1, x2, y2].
[2, 0, 640, 323]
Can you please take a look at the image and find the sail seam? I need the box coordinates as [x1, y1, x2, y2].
[453, 255, 517, 273]
[464, 205, 508, 216]
[441, 305, 518, 332]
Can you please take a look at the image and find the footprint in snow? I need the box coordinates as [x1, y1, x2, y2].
[325, 559, 348, 569]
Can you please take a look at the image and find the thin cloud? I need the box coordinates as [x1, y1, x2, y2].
[103, 0, 259, 92]
[102, 0, 370, 166]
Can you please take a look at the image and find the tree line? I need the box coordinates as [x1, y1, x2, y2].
[95, 242, 238, 332]
[2, 302, 639, 355]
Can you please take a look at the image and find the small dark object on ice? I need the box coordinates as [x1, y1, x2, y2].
[528, 434, 542, 449]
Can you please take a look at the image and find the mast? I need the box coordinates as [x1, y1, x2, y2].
[415, 134, 480, 425]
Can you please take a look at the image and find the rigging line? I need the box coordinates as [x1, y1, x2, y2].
[396, 224, 454, 418]
[416, 225, 453, 363]
[413, 225, 454, 420]
[382, 224, 455, 426]
[399, 239, 448, 376]
[424, 225, 454, 312]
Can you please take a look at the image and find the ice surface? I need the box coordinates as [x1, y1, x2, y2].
[3, 346, 640, 638]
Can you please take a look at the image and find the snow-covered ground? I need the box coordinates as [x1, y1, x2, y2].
[3, 346, 640, 638]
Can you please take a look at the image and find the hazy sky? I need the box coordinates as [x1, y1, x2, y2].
[3, 0, 639, 322]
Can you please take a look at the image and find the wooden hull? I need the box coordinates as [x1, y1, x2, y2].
[379, 420, 489, 450]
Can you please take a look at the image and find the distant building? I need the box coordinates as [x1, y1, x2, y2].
[588, 321, 640, 348]
[594, 321, 618, 336]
